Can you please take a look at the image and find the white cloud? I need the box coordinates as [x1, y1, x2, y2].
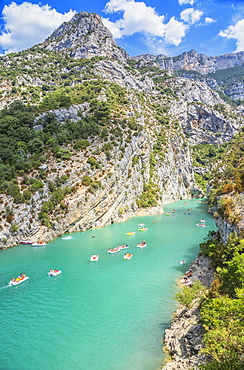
[180, 8, 203, 25]
[102, 18, 123, 39]
[219, 19, 244, 52]
[103, 0, 188, 47]
[0, 2, 76, 53]
[205, 17, 216, 24]
[165, 17, 189, 45]
[178, 0, 195, 5]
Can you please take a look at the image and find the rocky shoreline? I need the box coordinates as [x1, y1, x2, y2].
[162, 255, 214, 370]
[0, 205, 165, 250]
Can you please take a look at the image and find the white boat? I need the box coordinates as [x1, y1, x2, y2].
[118, 244, 129, 250]
[123, 253, 133, 260]
[62, 236, 72, 240]
[20, 240, 33, 245]
[8, 275, 29, 286]
[196, 223, 206, 227]
[107, 247, 120, 253]
[32, 242, 46, 246]
[137, 242, 147, 248]
[90, 255, 99, 261]
[48, 269, 62, 276]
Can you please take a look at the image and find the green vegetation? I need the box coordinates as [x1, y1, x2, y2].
[174, 280, 207, 308]
[198, 233, 244, 369]
[136, 181, 160, 208]
[208, 65, 244, 107]
[190, 143, 228, 191]
[191, 143, 227, 167]
[207, 131, 244, 224]
[174, 131, 244, 369]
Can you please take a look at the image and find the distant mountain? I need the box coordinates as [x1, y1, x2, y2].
[132, 49, 244, 75]
[132, 49, 244, 101]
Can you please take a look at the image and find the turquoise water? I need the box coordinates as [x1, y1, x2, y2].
[0, 200, 216, 370]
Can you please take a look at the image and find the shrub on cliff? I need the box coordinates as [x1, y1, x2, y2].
[174, 280, 207, 308]
[200, 291, 244, 369]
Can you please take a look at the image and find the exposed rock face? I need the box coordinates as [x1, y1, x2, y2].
[133, 49, 244, 75]
[163, 256, 214, 370]
[39, 12, 129, 63]
[94, 59, 154, 91]
[209, 192, 244, 244]
[225, 82, 244, 101]
[165, 78, 241, 145]
[0, 126, 200, 248]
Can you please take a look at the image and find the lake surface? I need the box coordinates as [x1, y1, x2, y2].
[0, 199, 216, 370]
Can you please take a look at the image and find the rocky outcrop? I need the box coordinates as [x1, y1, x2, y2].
[225, 82, 244, 101]
[94, 59, 154, 91]
[39, 12, 129, 63]
[0, 124, 201, 248]
[209, 192, 244, 244]
[165, 78, 241, 145]
[133, 49, 244, 75]
[163, 256, 214, 370]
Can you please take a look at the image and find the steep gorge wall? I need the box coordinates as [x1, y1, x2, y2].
[0, 122, 200, 249]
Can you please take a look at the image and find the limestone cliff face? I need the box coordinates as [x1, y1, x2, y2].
[94, 59, 154, 91]
[0, 121, 200, 248]
[163, 77, 241, 145]
[133, 49, 244, 75]
[39, 12, 129, 63]
[208, 192, 244, 244]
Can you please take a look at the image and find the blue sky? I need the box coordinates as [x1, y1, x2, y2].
[0, 0, 244, 57]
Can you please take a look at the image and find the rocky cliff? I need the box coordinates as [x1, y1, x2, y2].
[0, 10, 243, 252]
[0, 89, 201, 248]
[39, 12, 129, 63]
[163, 256, 214, 370]
[133, 49, 244, 75]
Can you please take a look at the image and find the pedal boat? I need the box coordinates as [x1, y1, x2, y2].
[90, 255, 99, 261]
[107, 247, 120, 253]
[123, 253, 132, 260]
[9, 275, 29, 286]
[137, 242, 147, 248]
[125, 232, 136, 236]
[48, 269, 62, 276]
[119, 244, 129, 250]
